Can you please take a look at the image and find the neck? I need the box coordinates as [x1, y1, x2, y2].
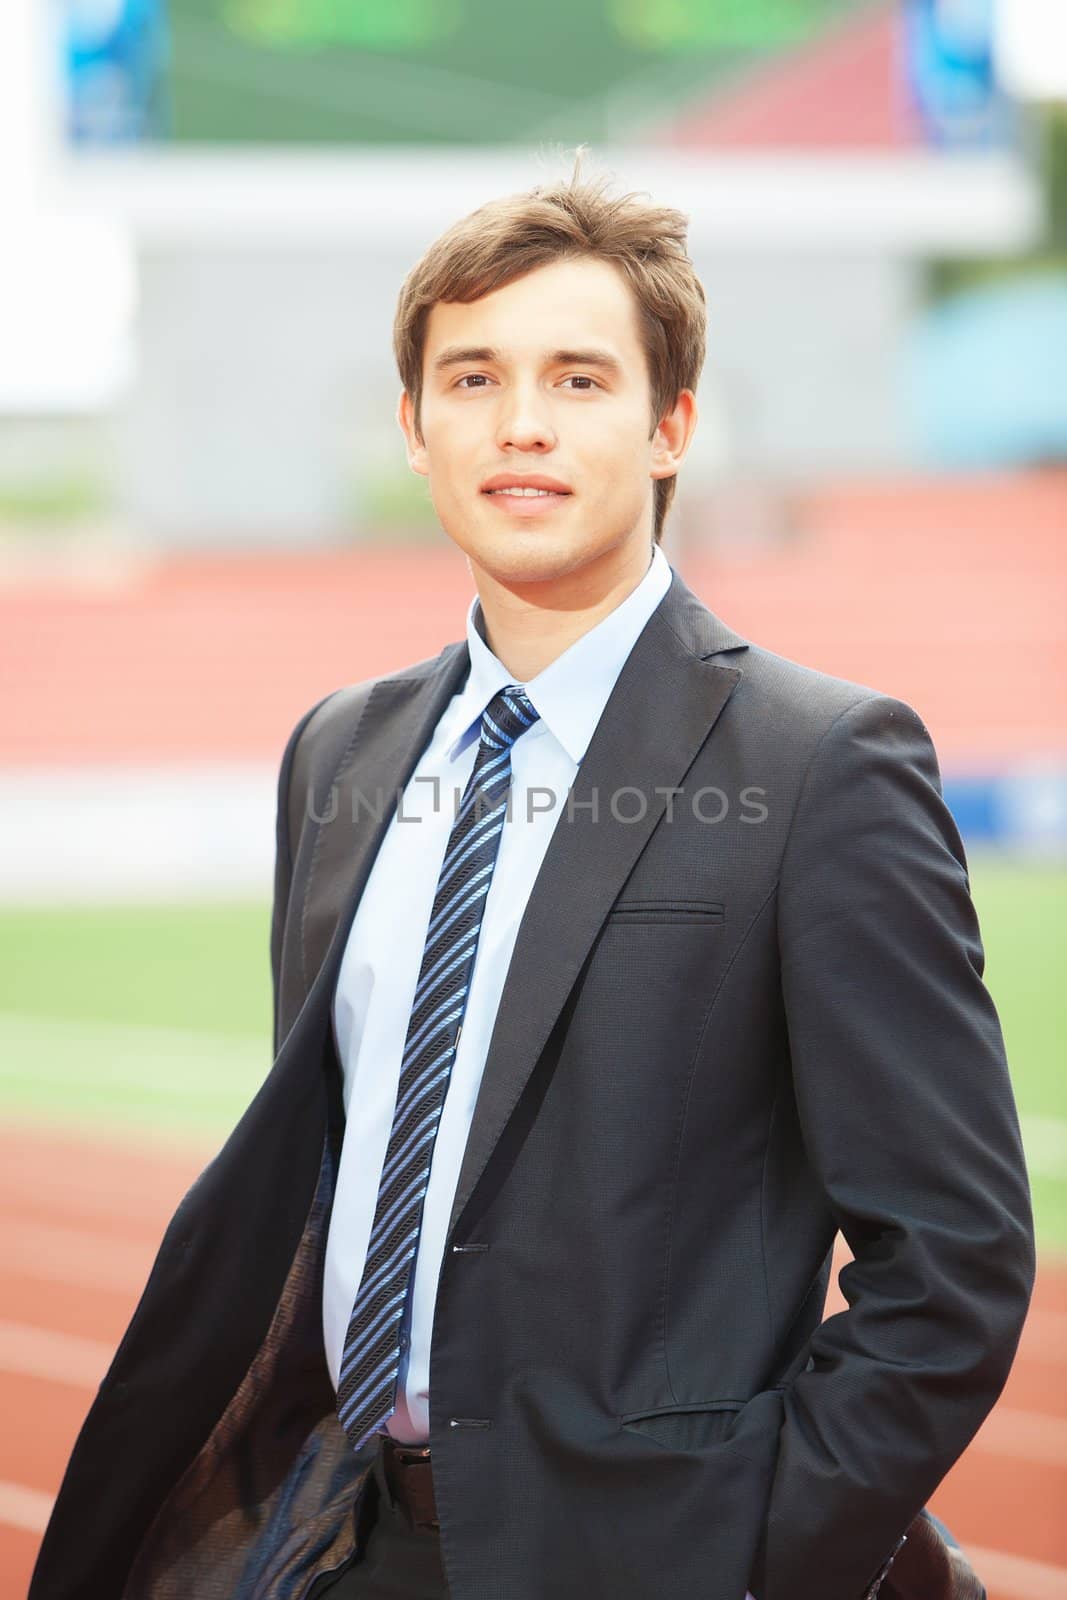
[471, 540, 655, 682]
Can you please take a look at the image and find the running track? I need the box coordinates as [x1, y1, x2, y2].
[2, 472, 1065, 770]
[1, 1124, 1064, 1599]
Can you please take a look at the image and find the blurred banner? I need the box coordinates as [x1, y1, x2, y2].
[56, 0, 1014, 150]
[64, 0, 171, 143]
[903, 0, 1005, 146]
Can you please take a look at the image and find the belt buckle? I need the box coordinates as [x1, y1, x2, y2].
[393, 1442, 432, 1465]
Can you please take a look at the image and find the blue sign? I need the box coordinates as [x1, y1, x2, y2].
[903, 0, 1006, 147]
[64, 0, 170, 144]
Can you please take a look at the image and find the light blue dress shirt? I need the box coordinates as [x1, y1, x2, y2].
[323, 543, 672, 1441]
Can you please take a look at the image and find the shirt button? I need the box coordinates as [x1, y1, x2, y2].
[399, 1330, 409, 1352]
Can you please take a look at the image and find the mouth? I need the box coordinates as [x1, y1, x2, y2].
[481, 479, 573, 517]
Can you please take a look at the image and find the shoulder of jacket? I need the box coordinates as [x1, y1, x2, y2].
[732, 639, 920, 741]
[286, 646, 455, 783]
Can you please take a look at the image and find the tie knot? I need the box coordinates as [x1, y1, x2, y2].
[480, 685, 539, 751]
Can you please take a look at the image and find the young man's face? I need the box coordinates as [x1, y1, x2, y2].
[398, 255, 695, 593]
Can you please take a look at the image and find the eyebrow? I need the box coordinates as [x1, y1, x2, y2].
[432, 345, 623, 379]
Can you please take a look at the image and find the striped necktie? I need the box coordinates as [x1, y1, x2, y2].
[336, 683, 540, 1453]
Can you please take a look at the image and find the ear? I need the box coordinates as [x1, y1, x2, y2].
[650, 389, 698, 483]
[397, 389, 430, 478]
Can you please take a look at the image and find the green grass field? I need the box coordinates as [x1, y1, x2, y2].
[0, 853, 1063, 1245]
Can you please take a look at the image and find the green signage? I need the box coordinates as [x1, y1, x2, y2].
[163, 0, 861, 145]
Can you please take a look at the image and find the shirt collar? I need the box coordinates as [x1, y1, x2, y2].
[442, 543, 673, 766]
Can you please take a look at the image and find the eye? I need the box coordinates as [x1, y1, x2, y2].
[452, 372, 599, 392]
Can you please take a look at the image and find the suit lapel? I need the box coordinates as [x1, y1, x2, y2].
[446, 571, 747, 1240]
[294, 566, 747, 1246]
[297, 645, 469, 1033]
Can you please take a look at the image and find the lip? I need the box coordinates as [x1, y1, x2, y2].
[480, 473, 572, 494]
[480, 473, 573, 519]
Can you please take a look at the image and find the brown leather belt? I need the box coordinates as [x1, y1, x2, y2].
[380, 1437, 439, 1533]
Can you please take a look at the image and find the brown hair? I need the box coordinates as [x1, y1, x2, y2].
[393, 153, 707, 544]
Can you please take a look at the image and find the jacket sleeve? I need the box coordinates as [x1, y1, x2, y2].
[755, 693, 1035, 1600]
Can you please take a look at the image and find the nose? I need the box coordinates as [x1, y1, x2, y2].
[494, 382, 557, 453]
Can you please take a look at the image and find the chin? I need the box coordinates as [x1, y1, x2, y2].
[470, 536, 605, 587]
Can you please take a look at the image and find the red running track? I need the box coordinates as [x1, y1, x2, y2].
[1, 472, 1064, 772]
[0, 1124, 1063, 1600]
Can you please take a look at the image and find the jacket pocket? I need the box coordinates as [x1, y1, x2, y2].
[619, 1398, 744, 1450]
[608, 900, 726, 925]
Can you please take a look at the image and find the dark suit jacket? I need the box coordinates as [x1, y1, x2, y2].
[30, 567, 1034, 1600]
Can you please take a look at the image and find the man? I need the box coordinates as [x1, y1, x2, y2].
[31, 167, 1033, 1600]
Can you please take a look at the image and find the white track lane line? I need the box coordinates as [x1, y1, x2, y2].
[1019, 1308, 1067, 1363]
[972, 1406, 1067, 1465]
[0, 1220, 152, 1294]
[0, 1481, 54, 1535]
[0, 1320, 113, 1389]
